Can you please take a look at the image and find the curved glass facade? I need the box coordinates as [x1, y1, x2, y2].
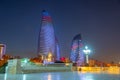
[38, 10, 56, 56]
[70, 34, 85, 66]
[38, 10, 60, 60]
[55, 37, 60, 60]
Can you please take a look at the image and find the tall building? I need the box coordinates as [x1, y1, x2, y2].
[0, 44, 6, 60]
[70, 34, 85, 66]
[55, 37, 60, 61]
[38, 10, 60, 60]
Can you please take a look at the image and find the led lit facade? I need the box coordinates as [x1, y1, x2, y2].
[0, 44, 6, 60]
[38, 10, 60, 60]
[55, 37, 60, 60]
[70, 34, 85, 66]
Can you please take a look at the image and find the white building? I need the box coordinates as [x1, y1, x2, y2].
[0, 44, 6, 60]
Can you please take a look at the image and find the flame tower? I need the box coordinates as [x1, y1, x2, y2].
[70, 34, 85, 66]
[38, 10, 60, 60]
[55, 37, 60, 60]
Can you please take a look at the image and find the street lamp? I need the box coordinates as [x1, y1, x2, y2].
[83, 46, 91, 64]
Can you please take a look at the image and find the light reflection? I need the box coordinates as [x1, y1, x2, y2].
[4, 73, 7, 80]
[47, 73, 61, 80]
[23, 74, 26, 80]
[4, 66, 8, 80]
[82, 75, 94, 80]
[48, 74, 52, 80]
[56, 73, 60, 80]
[78, 73, 94, 80]
[2, 71, 120, 80]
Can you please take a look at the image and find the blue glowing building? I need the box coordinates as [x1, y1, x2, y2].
[70, 34, 85, 66]
[55, 37, 60, 61]
[38, 10, 60, 60]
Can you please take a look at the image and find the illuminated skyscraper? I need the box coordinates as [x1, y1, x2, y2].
[55, 37, 60, 60]
[38, 10, 60, 60]
[0, 44, 6, 60]
[70, 34, 85, 66]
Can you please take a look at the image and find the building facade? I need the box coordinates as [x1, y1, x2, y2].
[38, 10, 60, 61]
[70, 34, 85, 66]
[55, 37, 60, 60]
[0, 44, 6, 60]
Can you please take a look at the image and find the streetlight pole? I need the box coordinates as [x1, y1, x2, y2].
[83, 46, 91, 64]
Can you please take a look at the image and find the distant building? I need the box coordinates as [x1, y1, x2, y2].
[70, 34, 85, 66]
[37, 10, 60, 61]
[89, 59, 96, 67]
[0, 44, 6, 60]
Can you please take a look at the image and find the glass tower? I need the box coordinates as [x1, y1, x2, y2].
[38, 10, 60, 60]
[70, 34, 85, 66]
[55, 37, 60, 60]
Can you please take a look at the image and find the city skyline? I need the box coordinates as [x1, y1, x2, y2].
[0, 0, 120, 63]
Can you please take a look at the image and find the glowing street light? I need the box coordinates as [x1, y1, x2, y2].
[83, 46, 91, 64]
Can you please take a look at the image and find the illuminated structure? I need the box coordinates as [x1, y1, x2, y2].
[70, 34, 85, 66]
[55, 37, 60, 60]
[83, 46, 91, 64]
[38, 10, 60, 61]
[0, 44, 6, 60]
[47, 52, 54, 62]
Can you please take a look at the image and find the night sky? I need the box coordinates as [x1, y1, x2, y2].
[0, 0, 120, 63]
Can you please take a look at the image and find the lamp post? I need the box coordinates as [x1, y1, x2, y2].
[83, 46, 91, 64]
